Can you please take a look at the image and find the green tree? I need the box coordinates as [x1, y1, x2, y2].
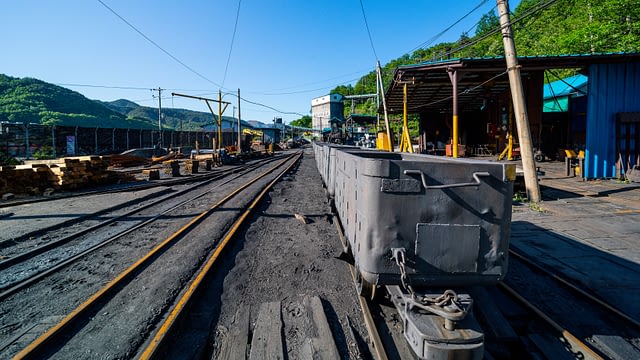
[290, 115, 312, 128]
[476, 10, 500, 36]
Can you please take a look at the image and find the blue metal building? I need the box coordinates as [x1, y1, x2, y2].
[586, 62, 640, 178]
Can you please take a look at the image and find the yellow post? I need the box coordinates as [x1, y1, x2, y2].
[399, 83, 414, 153]
[452, 114, 459, 158]
[450, 70, 459, 159]
[507, 133, 513, 160]
[377, 131, 390, 151]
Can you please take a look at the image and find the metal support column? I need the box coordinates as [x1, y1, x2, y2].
[448, 69, 459, 158]
[237, 88, 242, 153]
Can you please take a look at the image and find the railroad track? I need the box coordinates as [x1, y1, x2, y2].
[0, 156, 281, 249]
[484, 247, 640, 359]
[0, 151, 301, 359]
[334, 210, 640, 360]
[0, 155, 286, 299]
[333, 216, 416, 360]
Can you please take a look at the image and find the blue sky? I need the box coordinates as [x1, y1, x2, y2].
[1, 0, 520, 124]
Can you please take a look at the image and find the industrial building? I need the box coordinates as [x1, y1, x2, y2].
[311, 94, 344, 132]
[383, 52, 640, 179]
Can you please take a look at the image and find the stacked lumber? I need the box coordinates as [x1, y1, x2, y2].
[47, 156, 112, 189]
[109, 154, 150, 167]
[0, 164, 51, 195]
[0, 156, 117, 195]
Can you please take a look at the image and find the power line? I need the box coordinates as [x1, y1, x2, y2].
[414, 70, 508, 111]
[409, 0, 489, 54]
[255, 77, 363, 96]
[430, 0, 560, 61]
[246, 68, 373, 95]
[359, 0, 378, 61]
[55, 79, 307, 117]
[222, 0, 242, 88]
[56, 83, 151, 91]
[96, 0, 222, 89]
[58, 82, 217, 94]
[236, 95, 306, 117]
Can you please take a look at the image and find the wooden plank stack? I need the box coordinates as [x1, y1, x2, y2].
[0, 156, 117, 195]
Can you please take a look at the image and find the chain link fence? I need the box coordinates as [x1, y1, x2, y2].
[0, 123, 238, 160]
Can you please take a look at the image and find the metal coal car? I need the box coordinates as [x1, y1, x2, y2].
[313, 142, 516, 359]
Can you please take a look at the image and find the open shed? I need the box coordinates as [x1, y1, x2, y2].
[384, 52, 640, 179]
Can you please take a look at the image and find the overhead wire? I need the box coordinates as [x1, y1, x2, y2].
[95, 0, 311, 118]
[56, 83, 217, 94]
[96, 0, 223, 89]
[247, 68, 373, 95]
[429, 0, 561, 61]
[401, 1, 562, 112]
[222, 0, 242, 88]
[255, 77, 363, 96]
[237, 95, 306, 117]
[55, 83, 151, 91]
[546, 69, 587, 95]
[414, 70, 508, 111]
[359, 0, 378, 62]
[93, 1, 555, 120]
[408, 0, 489, 54]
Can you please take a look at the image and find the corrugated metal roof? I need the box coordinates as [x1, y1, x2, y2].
[543, 74, 588, 99]
[398, 52, 640, 70]
[542, 74, 588, 112]
[385, 52, 640, 114]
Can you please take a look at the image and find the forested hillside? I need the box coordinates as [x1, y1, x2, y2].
[0, 74, 222, 131]
[1, 0, 637, 129]
[0, 75, 153, 129]
[333, 0, 640, 116]
[101, 99, 228, 131]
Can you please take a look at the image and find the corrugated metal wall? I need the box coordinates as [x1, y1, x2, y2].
[586, 62, 640, 178]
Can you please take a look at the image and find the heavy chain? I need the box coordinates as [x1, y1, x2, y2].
[392, 247, 415, 295]
[391, 248, 471, 322]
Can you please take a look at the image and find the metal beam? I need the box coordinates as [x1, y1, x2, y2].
[171, 92, 231, 151]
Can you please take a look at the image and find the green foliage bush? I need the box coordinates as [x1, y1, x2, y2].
[32, 145, 55, 160]
[0, 151, 20, 166]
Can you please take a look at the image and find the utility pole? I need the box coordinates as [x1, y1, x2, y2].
[496, 0, 541, 203]
[376, 61, 393, 152]
[237, 88, 242, 154]
[152, 87, 163, 148]
[218, 90, 223, 151]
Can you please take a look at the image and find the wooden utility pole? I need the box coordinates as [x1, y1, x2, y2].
[496, 0, 541, 203]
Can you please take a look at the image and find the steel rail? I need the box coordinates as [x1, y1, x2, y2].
[498, 282, 605, 360]
[509, 248, 640, 329]
[138, 151, 302, 359]
[0, 156, 281, 271]
[0, 162, 240, 246]
[0, 163, 229, 209]
[12, 152, 299, 360]
[334, 218, 388, 360]
[0, 157, 283, 300]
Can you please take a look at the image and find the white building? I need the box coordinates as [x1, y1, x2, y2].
[311, 94, 344, 132]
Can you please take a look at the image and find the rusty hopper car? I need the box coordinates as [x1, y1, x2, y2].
[313, 142, 515, 360]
